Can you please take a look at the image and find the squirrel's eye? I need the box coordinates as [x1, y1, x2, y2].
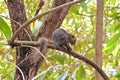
[71, 35, 74, 38]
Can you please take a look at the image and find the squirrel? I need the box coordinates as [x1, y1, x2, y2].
[52, 28, 76, 51]
[38, 28, 76, 51]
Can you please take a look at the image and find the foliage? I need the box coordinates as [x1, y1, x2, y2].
[0, 0, 120, 80]
[0, 17, 11, 40]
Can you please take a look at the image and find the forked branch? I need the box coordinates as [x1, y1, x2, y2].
[8, 0, 85, 45]
[13, 40, 109, 80]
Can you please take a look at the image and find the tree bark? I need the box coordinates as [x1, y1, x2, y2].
[7, 0, 33, 79]
[95, 0, 104, 80]
[36, 0, 72, 39]
[7, 0, 72, 79]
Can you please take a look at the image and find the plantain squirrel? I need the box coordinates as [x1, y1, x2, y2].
[52, 28, 76, 51]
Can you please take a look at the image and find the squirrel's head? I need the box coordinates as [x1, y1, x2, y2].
[68, 34, 76, 45]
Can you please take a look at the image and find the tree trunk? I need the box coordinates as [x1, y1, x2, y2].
[7, 0, 33, 79]
[7, 0, 72, 79]
[95, 0, 104, 80]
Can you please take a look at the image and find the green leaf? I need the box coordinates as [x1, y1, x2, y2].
[0, 61, 6, 67]
[112, 42, 119, 56]
[109, 0, 116, 4]
[109, 22, 119, 32]
[117, 51, 120, 55]
[115, 74, 120, 78]
[76, 65, 86, 80]
[107, 33, 120, 47]
[109, 22, 120, 32]
[104, 33, 120, 53]
[90, 76, 95, 80]
[115, 23, 120, 32]
[48, 72, 59, 80]
[80, 2, 87, 12]
[0, 17, 11, 40]
[49, 54, 65, 65]
[70, 5, 79, 15]
[104, 41, 118, 53]
[110, 13, 120, 19]
[57, 71, 68, 80]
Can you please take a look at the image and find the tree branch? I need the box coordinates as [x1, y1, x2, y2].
[52, 47, 109, 80]
[34, 0, 44, 16]
[8, 0, 85, 45]
[13, 40, 109, 80]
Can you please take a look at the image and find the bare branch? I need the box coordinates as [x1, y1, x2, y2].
[8, 0, 85, 45]
[13, 40, 109, 80]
